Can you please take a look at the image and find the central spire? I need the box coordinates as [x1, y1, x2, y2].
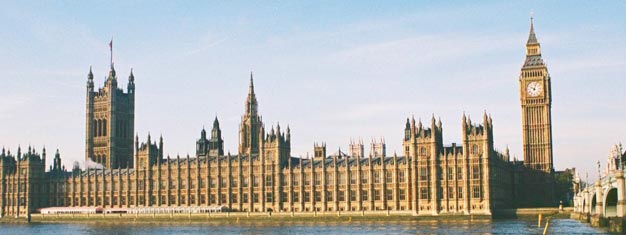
[246, 71, 258, 116]
[527, 16, 538, 45]
[240, 71, 262, 156]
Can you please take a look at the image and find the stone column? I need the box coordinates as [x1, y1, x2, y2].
[616, 170, 625, 217]
[583, 188, 589, 214]
[595, 181, 603, 216]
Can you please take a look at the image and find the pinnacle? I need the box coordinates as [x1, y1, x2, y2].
[527, 16, 538, 44]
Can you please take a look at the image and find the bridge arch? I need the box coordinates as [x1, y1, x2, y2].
[582, 197, 587, 213]
[604, 188, 618, 217]
[591, 194, 597, 214]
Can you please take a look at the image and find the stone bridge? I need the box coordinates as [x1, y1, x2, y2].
[573, 169, 625, 218]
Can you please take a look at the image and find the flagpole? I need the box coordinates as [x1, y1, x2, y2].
[109, 37, 113, 69]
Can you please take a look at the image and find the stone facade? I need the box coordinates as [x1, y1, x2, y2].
[0, 19, 557, 217]
[85, 64, 135, 169]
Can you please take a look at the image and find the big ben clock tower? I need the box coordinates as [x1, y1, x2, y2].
[520, 17, 554, 174]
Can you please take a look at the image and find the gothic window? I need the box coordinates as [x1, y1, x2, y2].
[326, 191, 333, 201]
[266, 192, 273, 203]
[253, 176, 259, 187]
[96, 119, 101, 137]
[447, 167, 454, 180]
[350, 173, 357, 184]
[386, 171, 393, 183]
[374, 189, 381, 200]
[292, 192, 298, 202]
[350, 190, 357, 201]
[398, 171, 406, 183]
[457, 167, 463, 180]
[420, 167, 428, 181]
[303, 191, 310, 202]
[103, 119, 107, 136]
[472, 186, 481, 198]
[472, 166, 480, 179]
[338, 173, 346, 185]
[420, 147, 427, 156]
[361, 190, 368, 201]
[420, 188, 428, 199]
[265, 175, 273, 186]
[360, 172, 368, 184]
[448, 187, 454, 199]
[373, 171, 380, 184]
[303, 174, 310, 186]
[338, 191, 345, 201]
[386, 189, 393, 200]
[471, 144, 479, 155]
[315, 174, 321, 186]
[399, 189, 406, 200]
[292, 175, 299, 186]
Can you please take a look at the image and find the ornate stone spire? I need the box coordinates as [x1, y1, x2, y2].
[246, 72, 258, 116]
[527, 16, 538, 45]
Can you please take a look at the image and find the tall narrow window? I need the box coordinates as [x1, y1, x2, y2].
[472, 186, 481, 198]
[472, 166, 480, 179]
[103, 119, 107, 136]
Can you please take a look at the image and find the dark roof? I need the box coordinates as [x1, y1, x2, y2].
[290, 156, 408, 168]
[524, 55, 544, 67]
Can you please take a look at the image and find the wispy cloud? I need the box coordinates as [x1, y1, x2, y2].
[182, 35, 231, 57]
[328, 33, 520, 71]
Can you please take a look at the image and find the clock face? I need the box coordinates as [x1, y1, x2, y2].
[527, 82, 543, 97]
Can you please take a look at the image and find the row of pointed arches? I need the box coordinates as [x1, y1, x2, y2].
[93, 119, 107, 137]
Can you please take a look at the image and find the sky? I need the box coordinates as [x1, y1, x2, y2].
[1, 1, 625, 181]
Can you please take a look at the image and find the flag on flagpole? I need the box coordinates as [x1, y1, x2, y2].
[109, 38, 113, 69]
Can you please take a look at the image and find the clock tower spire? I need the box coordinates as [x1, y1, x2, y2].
[519, 16, 554, 174]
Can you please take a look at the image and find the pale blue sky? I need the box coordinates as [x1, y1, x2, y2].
[1, 1, 625, 180]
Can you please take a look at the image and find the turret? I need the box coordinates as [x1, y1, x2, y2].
[314, 142, 326, 159]
[208, 117, 224, 157]
[349, 138, 364, 159]
[87, 66, 94, 91]
[404, 118, 411, 141]
[371, 138, 386, 158]
[128, 68, 135, 94]
[159, 135, 164, 160]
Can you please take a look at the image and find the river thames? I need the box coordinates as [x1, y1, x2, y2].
[0, 218, 608, 234]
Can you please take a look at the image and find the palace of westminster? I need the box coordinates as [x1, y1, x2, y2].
[0, 19, 557, 217]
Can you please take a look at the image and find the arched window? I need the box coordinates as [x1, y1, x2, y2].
[96, 119, 102, 137]
[103, 119, 107, 136]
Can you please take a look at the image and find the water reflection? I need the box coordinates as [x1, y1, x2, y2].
[1, 218, 608, 235]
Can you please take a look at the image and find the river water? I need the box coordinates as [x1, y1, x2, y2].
[0, 218, 608, 234]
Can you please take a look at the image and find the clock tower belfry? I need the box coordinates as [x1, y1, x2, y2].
[519, 17, 554, 174]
